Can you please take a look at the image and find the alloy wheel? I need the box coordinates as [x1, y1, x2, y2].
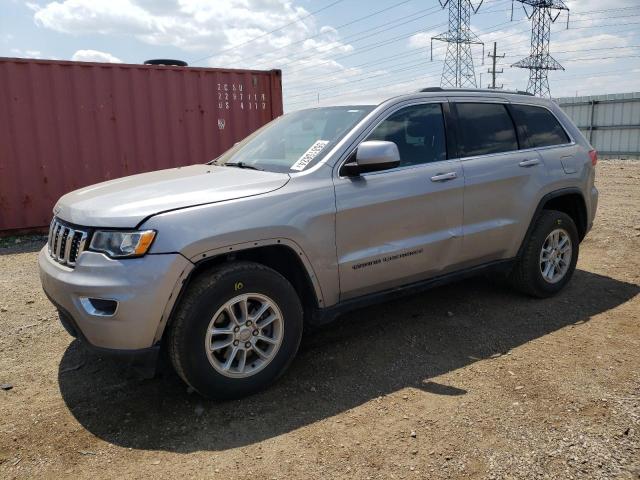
[205, 293, 284, 378]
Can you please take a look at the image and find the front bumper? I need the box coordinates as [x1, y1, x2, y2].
[50, 301, 161, 373]
[38, 247, 193, 351]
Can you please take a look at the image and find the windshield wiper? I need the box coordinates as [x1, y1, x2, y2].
[224, 161, 264, 171]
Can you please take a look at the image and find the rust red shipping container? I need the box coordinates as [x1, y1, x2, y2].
[0, 57, 283, 233]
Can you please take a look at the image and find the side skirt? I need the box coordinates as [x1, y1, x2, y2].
[309, 258, 515, 326]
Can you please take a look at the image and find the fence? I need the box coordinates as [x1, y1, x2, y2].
[555, 92, 640, 159]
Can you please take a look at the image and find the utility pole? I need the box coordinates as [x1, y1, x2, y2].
[431, 0, 485, 88]
[511, 0, 569, 97]
[487, 42, 504, 89]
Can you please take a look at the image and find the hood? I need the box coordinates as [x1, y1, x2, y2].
[54, 165, 290, 228]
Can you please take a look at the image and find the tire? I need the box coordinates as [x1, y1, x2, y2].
[509, 210, 579, 298]
[168, 261, 303, 400]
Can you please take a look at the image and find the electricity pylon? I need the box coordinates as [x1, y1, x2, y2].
[431, 0, 484, 88]
[511, 0, 569, 97]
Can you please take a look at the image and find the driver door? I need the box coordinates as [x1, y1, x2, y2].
[333, 102, 464, 300]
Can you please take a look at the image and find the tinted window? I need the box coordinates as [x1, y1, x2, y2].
[367, 104, 446, 166]
[510, 104, 570, 148]
[455, 103, 518, 157]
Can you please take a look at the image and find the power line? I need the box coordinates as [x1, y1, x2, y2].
[284, 17, 526, 90]
[552, 67, 633, 81]
[569, 5, 640, 16]
[566, 12, 640, 23]
[285, 49, 640, 110]
[280, 21, 449, 75]
[263, 9, 447, 73]
[282, 6, 640, 107]
[285, 19, 640, 102]
[504, 44, 640, 59]
[562, 54, 640, 62]
[190, 0, 348, 65]
[238, 0, 512, 72]
[269, 0, 563, 86]
[248, 0, 512, 70]
[226, 0, 417, 68]
[286, 55, 444, 100]
[287, 69, 444, 109]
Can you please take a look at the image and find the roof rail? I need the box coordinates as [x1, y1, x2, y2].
[419, 87, 534, 96]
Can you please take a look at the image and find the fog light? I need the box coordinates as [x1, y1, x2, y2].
[79, 297, 118, 316]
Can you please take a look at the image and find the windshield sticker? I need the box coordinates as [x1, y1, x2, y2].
[290, 140, 330, 171]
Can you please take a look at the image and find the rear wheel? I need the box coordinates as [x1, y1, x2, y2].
[168, 261, 303, 399]
[509, 210, 579, 297]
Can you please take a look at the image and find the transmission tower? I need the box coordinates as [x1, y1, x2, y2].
[511, 0, 569, 97]
[431, 0, 484, 88]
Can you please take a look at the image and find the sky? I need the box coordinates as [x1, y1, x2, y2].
[2, 0, 640, 111]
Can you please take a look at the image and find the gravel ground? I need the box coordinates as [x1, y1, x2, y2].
[0, 160, 639, 479]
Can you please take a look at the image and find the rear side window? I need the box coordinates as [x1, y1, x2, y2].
[455, 103, 518, 157]
[509, 104, 570, 148]
[367, 103, 447, 167]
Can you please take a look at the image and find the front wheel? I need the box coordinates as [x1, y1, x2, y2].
[509, 210, 579, 298]
[168, 261, 303, 399]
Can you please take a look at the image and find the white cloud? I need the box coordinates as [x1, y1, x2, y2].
[71, 49, 122, 63]
[10, 48, 43, 58]
[32, 0, 352, 60]
[32, 0, 358, 102]
[565, 0, 634, 11]
[408, 31, 439, 50]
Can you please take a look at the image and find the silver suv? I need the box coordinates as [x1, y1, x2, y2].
[39, 88, 598, 399]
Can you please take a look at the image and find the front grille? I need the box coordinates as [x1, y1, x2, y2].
[47, 218, 89, 267]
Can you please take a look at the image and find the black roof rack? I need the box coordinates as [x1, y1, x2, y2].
[419, 87, 534, 96]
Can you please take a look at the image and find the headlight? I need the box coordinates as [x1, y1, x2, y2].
[89, 230, 156, 258]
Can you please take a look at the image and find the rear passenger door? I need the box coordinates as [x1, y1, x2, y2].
[452, 101, 548, 265]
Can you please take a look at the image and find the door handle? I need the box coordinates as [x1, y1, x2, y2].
[519, 159, 540, 167]
[430, 172, 457, 182]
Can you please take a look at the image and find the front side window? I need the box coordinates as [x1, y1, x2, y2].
[215, 106, 374, 173]
[367, 103, 447, 167]
[455, 103, 518, 157]
[509, 104, 570, 148]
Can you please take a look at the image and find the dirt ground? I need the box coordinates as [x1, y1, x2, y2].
[1, 160, 638, 479]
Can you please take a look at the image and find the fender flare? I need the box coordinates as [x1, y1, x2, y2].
[152, 238, 325, 343]
[516, 187, 586, 258]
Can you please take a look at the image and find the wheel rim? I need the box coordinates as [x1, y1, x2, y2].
[539, 228, 572, 284]
[205, 293, 284, 378]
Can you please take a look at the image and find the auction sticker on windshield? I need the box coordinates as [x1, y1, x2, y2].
[290, 140, 330, 171]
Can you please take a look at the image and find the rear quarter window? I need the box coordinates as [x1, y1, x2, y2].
[454, 103, 518, 157]
[509, 104, 570, 148]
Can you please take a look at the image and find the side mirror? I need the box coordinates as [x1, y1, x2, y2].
[341, 140, 400, 176]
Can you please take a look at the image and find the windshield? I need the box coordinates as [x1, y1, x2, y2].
[215, 106, 374, 173]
